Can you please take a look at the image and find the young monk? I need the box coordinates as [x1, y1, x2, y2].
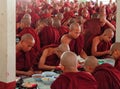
[84, 56, 120, 89]
[110, 42, 120, 71]
[51, 51, 97, 89]
[16, 33, 35, 76]
[91, 28, 114, 59]
[61, 22, 87, 59]
[38, 43, 70, 71]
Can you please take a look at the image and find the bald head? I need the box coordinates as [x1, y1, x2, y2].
[110, 42, 120, 52]
[58, 43, 70, 52]
[84, 56, 98, 73]
[69, 22, 81, 31]
[21, 33, 35, 42]
[60, 51, 78, 69]
[20, 34, 35, 52]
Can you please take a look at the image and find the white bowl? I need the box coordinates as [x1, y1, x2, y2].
[41, 71, 57, 77]
[32, 74, 42, 81]
[41, 77, 55, 85]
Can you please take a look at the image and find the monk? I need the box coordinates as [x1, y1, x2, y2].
[51, 51, 97, 89]
[84, 56, 120, 89]
[110, 42, 120, 71]
[38, 43, 70, 71]
[16, 33, 35, 76]
[91, 28, 114, 59]
[61, 22, 87, 59]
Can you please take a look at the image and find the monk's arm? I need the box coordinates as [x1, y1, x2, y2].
[91, 38, 110, 57]
[105, 20, 116, 31]
[16, 68, 34, 76]
[80, 49, 87, 59]
[38, 49, 56, 70]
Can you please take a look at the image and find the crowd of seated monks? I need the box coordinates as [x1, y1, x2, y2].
[16, 0, 120, 89]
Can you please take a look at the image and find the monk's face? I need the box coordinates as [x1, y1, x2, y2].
[111, 50, 120, 59]
[103, 33, 114, 42]
[70, 28, 81, 39]
[21, 40, 35, 52]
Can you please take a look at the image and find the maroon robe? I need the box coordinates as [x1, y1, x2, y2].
[115, 58, 120, 71]
[51, 72, 97, 89]
[62, 11, 75, 25]
[93, 63, 120, 89]
[58, 26, 69, 38]
[69, 34, 84, 55]
[38, 26, 60, 47]
[36, 44, 60, 71]
[18, 27, 41, 69]
[84, 35, 111, 59]
[16, 51, 31, 71]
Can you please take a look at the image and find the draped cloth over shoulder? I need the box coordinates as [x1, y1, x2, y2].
[93, 63, 120, 89]
[51, 72, 97, 89]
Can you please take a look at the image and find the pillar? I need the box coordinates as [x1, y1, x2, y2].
[0, 0, 16, 88]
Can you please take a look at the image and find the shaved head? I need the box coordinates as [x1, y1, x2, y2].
[21, 33, 35, 43]
[60, 51, 78, 68]
[84, 56, 98, 73]
[110, 42, 120, 52]
[58, 43, 70, 52]
[69, 22, 81, 31]
[103, 28, 114, 36]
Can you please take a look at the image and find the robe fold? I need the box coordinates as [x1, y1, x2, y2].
[18, 27, 41, 70]
[69, 34, 84, 55]
[51, 72, 97, 89]
[93, 63, 120, 89]
[115, 58, 120, 71]
[38, 26, 60, 47]
[16, 51, 31, 71]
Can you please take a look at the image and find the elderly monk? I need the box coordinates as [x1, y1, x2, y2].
[84, 56, 120, 89]
[110, 42, 120, 71]
[61, 22, 87, 59]
[38, 43, 70, 71]
[91, 28, 114, 59]
[51, 51, 97, 89]
[16, 34, 35, 76]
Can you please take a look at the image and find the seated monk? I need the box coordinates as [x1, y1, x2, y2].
[84, 56, 120, 89]
[110, 42, 120, 71]
[91, 28, 114, 59]
[61, 22, 87, 59]
[38, 43, 70, 71]
[16, 33, 35, 76]
[51, 51, 97, 89]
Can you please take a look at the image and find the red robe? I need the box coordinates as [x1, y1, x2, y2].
[38, 26, 60, 48]
[62, 11, 75, 25]
[93, 63, 120, 89]
[115, 58, 120, 71]
[69, 34, 84, 55]
[16, 51, 31, 71]
[18, 27, 41, 69]
[58, 26, 69, 38]
[36, 44, 60, 71]
[51, 72, 97, 89]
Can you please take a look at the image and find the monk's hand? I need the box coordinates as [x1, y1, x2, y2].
[105, 50, 111, 55]
[25, 70, 34, 76]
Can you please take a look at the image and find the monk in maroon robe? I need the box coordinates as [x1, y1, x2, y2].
[38, 25, 60, 48]
[110, 42, 120, 71]
[51, 51, 97, 89]
[84, 56, 120, 89]
[91, 28, 114, 59]
[16, 34, 35, 76]
[61, 22, 87, 59]
[38, 44, 70, 71]
[18, 27, 41, 70]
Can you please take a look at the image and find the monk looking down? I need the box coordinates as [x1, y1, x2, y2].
[16, 33, 35, 76]
[38, 43, 70, 71]
[61, 22, 87, 59]
[84, 56, 120, 89]
[110, 42, 120, 71]
[51, 51, 97, 89]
